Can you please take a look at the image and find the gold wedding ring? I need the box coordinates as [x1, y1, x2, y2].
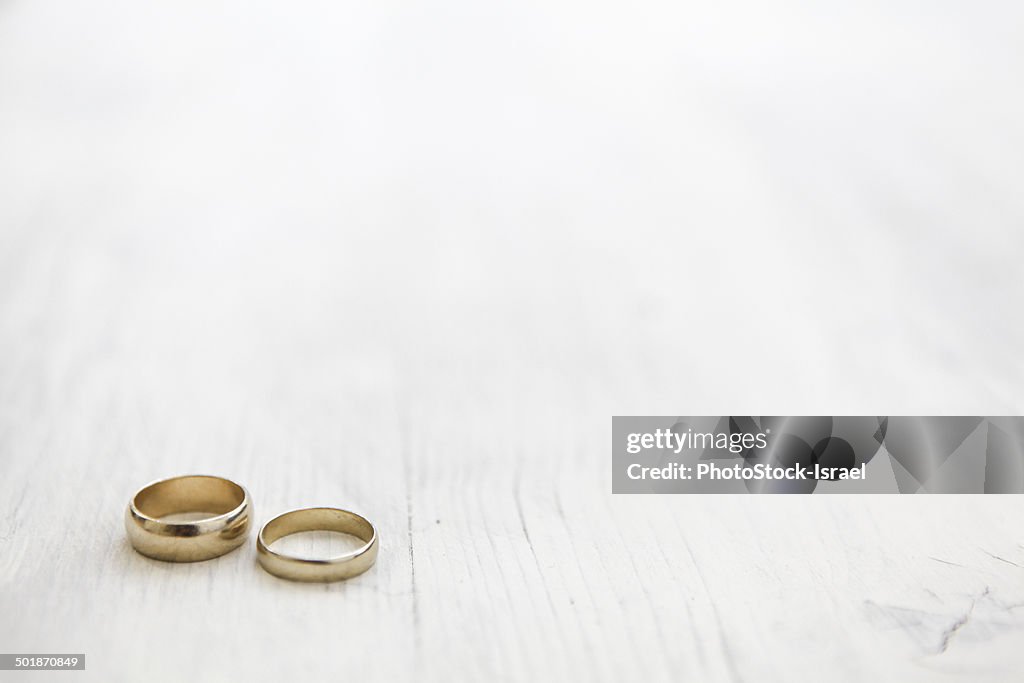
[257, 508, 379, 582]
[125, 475, 252, 562]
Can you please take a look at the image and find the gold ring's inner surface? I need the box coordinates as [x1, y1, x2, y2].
[262, 509, 374, 550]
[134, 475, 245, 520]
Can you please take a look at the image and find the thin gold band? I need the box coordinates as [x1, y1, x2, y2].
[125, 474, 252, 562]
[256, 507, 379, 582]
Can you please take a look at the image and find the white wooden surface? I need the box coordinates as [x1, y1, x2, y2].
[2, 1, 1024, 681]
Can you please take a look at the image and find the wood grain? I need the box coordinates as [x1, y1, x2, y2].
[2, 1, 1024, 680]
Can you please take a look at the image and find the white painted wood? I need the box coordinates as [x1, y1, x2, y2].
[2, 1, 1024, 681]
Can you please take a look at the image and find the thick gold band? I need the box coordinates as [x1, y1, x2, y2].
[256, 508, 379, 582]
[125, 474, 252, 562]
